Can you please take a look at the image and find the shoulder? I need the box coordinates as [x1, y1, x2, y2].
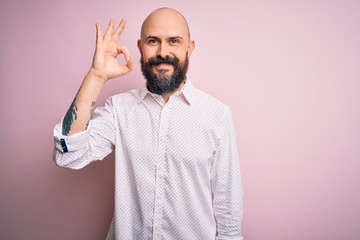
[107, 88, 144, 107]
[191, 87, 230, 115]
[111, 88, 142, 101]
[184, 86, 233, 131]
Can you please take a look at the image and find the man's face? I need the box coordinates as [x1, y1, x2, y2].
[138, 9, 195, 95]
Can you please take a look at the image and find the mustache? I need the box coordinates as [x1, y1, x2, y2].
[147, 56, 178, 66]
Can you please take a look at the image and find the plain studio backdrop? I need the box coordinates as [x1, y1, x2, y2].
[1, 0, 359, 239]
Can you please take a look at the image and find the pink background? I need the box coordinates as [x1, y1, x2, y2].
[1, 0, 360, 239]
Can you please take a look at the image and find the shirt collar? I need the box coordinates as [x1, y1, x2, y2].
[138, 80, 196, 105]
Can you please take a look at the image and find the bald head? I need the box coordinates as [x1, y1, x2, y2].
[140, 7, 191, 40]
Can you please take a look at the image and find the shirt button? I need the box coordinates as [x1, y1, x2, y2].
[156, 195, 161, 200]
[157, 165, 163, 171]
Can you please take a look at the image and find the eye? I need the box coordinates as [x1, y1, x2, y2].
[170, 38, 180, 45]
[148, 39, 159, 46]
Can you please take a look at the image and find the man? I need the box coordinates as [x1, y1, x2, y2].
[54, 7, 243, 240]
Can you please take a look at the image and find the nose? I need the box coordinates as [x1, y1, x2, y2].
[157, 43, 169, 58]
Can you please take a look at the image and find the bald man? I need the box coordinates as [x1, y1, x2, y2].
[54, 8, 243, 240]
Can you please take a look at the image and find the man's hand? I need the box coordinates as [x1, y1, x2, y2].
[90, 19, 134, 82]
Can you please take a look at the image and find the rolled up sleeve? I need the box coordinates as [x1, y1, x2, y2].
[53, 98, 116, 170]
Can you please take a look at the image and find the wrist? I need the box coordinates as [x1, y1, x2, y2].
[86, 68, 108, 84]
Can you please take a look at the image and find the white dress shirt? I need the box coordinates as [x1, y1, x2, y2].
[53, 81, 243, 240]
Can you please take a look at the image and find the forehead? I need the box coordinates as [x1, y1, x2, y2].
[141, 9, 189, 40]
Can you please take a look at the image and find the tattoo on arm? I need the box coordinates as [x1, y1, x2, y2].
[62, 99, 96, 135]
[62, 98, 78, 136]
[85, 101, 96, 129]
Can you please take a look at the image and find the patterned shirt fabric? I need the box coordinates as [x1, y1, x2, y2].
[53, 81, 243, 240]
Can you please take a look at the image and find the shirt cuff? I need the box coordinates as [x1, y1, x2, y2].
[53, 120, 91, 153]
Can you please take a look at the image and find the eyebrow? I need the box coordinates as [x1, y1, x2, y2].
[145, 35, 184, 40]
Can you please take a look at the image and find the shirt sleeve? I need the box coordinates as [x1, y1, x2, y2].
[211, 107, 244, 240]
[53, 97, 116, 170]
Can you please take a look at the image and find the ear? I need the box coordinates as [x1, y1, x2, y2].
[187, 40, 195, 57]
[137, 39, 142, 54]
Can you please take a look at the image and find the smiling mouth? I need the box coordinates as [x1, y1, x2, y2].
[153, 64, 173, 74]
[156, 63, 172, 68]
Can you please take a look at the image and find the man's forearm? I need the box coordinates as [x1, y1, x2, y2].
[62, 70, 105, 136]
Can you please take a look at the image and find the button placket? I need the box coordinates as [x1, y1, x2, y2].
[153, 103, 170, 237]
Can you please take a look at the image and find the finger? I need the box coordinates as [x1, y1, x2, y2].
[112, 18, 126, 42]
[117, 45, 131, 62]
[126, 58, 135, 71]
[95, 23, 102, 46]
[120, 58, 134, 74]
[116, 45, 134, 73]
[104, 19, 115, 40]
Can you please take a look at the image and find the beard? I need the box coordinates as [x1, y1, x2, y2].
[140, 54, 189, 95]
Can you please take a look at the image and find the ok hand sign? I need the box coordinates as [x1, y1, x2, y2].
[90, 19, 134, 82]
